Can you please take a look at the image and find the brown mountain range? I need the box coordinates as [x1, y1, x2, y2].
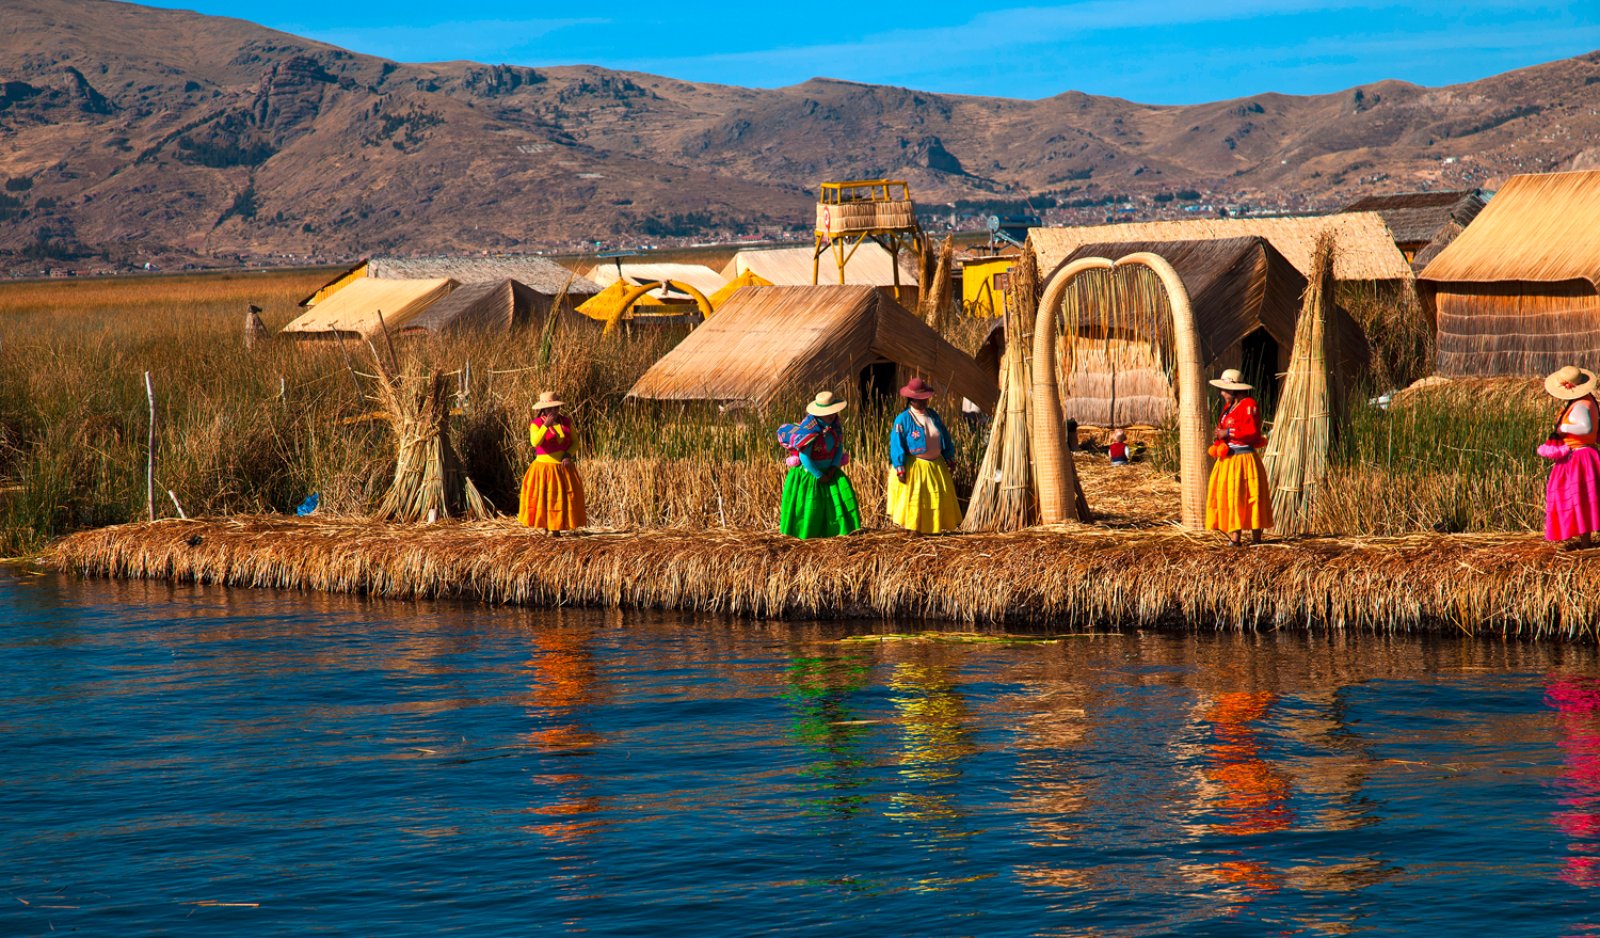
[2, 0, 1599, 271]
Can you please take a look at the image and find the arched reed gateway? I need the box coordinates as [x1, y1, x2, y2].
[1028, 241, 1370, 528]
[1419, 170, 1600, 377]
[1031, 253, 1210, 526]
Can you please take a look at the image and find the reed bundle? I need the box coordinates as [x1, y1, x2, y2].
[917, 236, 958, 331]
[1263, 232, 1336, 534]
[369, 352, 491, 523]
[48, 516, 1600, 638]
[964, 249, 1040, 531]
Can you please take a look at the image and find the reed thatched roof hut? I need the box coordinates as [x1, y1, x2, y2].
[299, 255, 599, 307]
[626, 285, 998, 411]
[393, 280, 551, 337]
[1342, 189, 1487, 270]
[1040, 237, 1369, 428]
[1030, 213, 1413, 286]
[1418, 170, 1600, 377]
[282, 278, 456, 340]
[368, 255, 598, 294]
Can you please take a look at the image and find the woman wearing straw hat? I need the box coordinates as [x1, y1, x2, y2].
[1205, 368, 1273, 546]
[1540, 365, 1600, 549]
[778, 391, 861, 539]
[888, 377, 962, 534]
[518, 391, 586, 534]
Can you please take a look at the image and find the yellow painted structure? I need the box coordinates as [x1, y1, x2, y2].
[961, 256, 1016, 318]
[300, 261, 369, 307]
[813, 179, 922, 302]
[577, 279, 714, 335]
[709, 269, 772, 310]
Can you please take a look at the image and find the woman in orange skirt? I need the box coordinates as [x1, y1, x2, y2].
[1204, 369, 1273, 546]
[518, 391, 586, 533]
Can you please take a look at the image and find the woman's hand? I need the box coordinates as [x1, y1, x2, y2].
[1214, 428, 1227, 441]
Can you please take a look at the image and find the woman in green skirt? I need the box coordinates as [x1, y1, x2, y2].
[778, 391, 862, 538]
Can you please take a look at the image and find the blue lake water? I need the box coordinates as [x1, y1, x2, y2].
[3, 569, 1600, 935]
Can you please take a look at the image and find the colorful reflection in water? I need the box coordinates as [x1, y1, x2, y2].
[3, 572, 1600, 935]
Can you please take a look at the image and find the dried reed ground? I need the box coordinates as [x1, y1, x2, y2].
[47, 457, 1595, 638]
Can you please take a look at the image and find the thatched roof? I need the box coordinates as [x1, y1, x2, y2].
[1057, 237, 1306, 367]
[722, 243, 918, 286]
[394, 280, 545, 336]
[583, 262, 727, 300]
[626, 285, 998, 411]
[1031, 213, 1413, 283]
[1419, 171, 1600, 288]
[1341, 189, 1487, 246]
[367, 255, 599, 295]
[1409, 220, 1465, 273]
[282, 278, 456, 339]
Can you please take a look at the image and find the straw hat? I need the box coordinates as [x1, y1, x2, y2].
[900, 377, 937, 400]
[532, 391, 565, 410]
[1208, 369, 1253, 391]
[806, 391, 848, 417]
[1546, 365, 1599, 400]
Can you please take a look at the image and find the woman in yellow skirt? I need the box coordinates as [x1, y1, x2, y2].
[888, 377, 962, 533]
[518, 391, 586, 533]
[1204, 368, 1273, 546]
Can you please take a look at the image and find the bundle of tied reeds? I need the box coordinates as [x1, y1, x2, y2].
[1262, 231, 1337, 535]
[369, 348, 492, 523]
[917, 235, 959, 332]
[964, 248, 1040, 531]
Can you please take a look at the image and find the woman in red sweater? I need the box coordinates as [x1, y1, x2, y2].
[1205, 369, 1273, 546]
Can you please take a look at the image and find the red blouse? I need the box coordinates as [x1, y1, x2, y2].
[1218, 397, 1267, 450]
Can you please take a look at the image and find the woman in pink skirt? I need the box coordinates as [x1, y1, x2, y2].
[1542, 365, 1600, 548]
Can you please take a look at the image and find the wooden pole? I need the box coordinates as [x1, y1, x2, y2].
[144, 371, 156, 521]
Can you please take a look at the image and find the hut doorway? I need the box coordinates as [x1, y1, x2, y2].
[859, 360, 898, 405]
[1238, 328, 1280, 420]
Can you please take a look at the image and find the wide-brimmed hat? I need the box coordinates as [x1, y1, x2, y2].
[806, 391, 848, 417]
[900, 377, 937, 400]
[532, 391, 565, 410]
[1208, 369, 1253, 392]
[1546, 365, 1599, 401]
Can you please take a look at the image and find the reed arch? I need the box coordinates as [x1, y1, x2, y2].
[601, 280, 714, 335]
[1032, 252, 1207, 527]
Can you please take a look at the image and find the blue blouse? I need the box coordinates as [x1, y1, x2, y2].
[890, 407, 953, 470]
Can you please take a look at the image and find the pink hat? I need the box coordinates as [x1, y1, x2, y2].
[899, 377, 936, 400]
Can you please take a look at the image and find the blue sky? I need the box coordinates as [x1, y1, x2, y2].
[148, 0, 1600, 103]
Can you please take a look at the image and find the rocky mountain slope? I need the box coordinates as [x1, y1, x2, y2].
[2, 0, 1598, 269]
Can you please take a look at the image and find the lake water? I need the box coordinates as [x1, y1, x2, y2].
[3, 570, 1600, 935]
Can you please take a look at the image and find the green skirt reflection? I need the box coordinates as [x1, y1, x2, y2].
[779, 466, 862, 539]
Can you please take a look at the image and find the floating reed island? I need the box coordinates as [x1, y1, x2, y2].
[45, 515, 1600, 638]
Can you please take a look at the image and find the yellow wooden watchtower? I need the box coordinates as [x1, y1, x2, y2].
[812, 180, 923, 301]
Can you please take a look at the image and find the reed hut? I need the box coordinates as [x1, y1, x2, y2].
[393, 279, 556, 337]
[298, 254, 599, 308]
[1030, 213, 1413, 289]
[1418, 171, 1600, 377]
[626, 285, 998, 411]
[281, 278, 456, 341]
[1342, 189, 1487, 270]
[1046, 237, 1369, 428]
